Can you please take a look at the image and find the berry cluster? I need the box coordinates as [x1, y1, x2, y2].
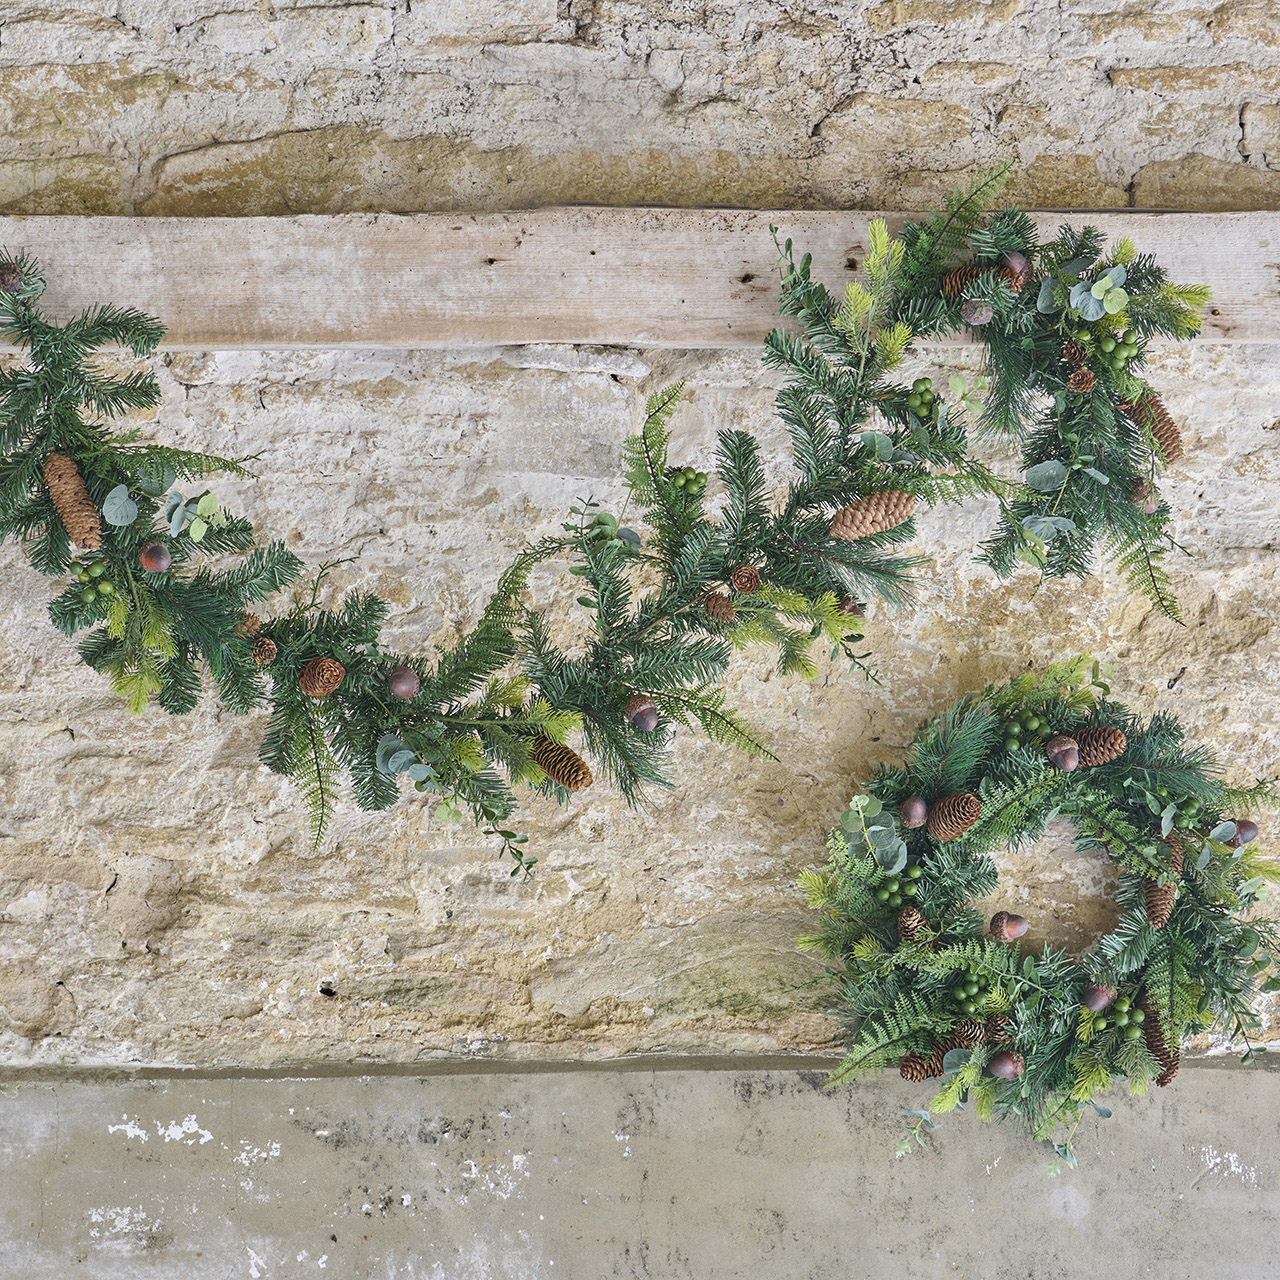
[872, 862, 923, 909]
[1000, 706, 1050, 754]
[950, 965, 995, 1017]
[665, 464, 708, 494]
[905, 377, 938, 422]
[71, 554, 117, 606]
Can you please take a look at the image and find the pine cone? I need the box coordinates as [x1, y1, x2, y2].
[43, 453, 102, 550]
[1067, 367, 1096, 394]
[896, 906, 930, 946]
[926, 792, 981, 841]
[952, 1018, 987, 1048]
[1119, 393, 1184, 463]
[941, 262, 1025, 298]
[1062, 339, 1087, 366]
[251, 637, 277, 666]
[1144, 833, 1183, 930]
[899, 1052, 931, 1083]
[729, 565, 761, 595]
[924, 1038, 952, 1077]
[1075, 725, 1127, 768]
[531, 736, 593, 792]
[828, 490, 916, 541]
[702, 591, 736, 624]
[238, 612, 262, 636]
[985, 1013, 1011, 1045]
[0, 262, 25, 292]
[1138, 993, 1181, 1087]
[298, 656, 345, 698]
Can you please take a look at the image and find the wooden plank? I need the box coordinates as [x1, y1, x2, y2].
[0, 209, 1276, 349]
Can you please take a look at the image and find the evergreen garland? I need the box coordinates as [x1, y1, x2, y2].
[802, 657, 1279, 1158]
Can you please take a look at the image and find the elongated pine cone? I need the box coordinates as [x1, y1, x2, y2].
[702, 590, 736, 624]
[1067, 367, 1096, 394]
[941, 263, 1025, 298]
[531, 736, 594, 792]
[829, 490, 916, 541]
[43, 452, 102, 550]
[1075, 725, 1127, 768]
[1138, 993, 1181, 1087]
[729, 565, 761, 594]
[1062, 339, 1087, 366]
[986, 1013, 1011, 1045]
[926, 792, 981, 841]
[896, 906, 930, 946]
[952, 1018, 987, 1048]
[251, 636, 277, 666]
[298, 656, 345, 698]
[1119, 393, 1184, 463]
[1144, 832, 1183, 930]
[899, 1052, 931, 1083]
[238, 612, 262, 636]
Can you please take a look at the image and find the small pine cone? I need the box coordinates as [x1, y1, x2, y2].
[926, 792, 981, 842]
[0, 262, 25, 292]
[899, 1052, 930, 1083]
[1144, 833, 1184, 929]
[941, 262, 1025, 298]
[952, 1018, 987, 1048]
[828, 490, 916, 541]
[1075, 725, 1127, 768]
[43, 452, 103, 550]
[1062, 339, 1087, 367]
[896, 906, 929, 946]
[298, 656, 345, 698]
[1138, 994, 1181, 1087]
[986, 1013, 1011, 1045]
[251, 636, 277, 667]
[1119, 394, 1184, 463]
[531, 736, 594, 792]
[729, 565, 761, 595]
[238, 612, 262, 636]
[1067, 367, 1096, 394]
[702, 591, 736, 624]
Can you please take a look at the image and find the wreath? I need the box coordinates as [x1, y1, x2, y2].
[0, 169, 1207, 870]
[801, 656, 1278, 1160]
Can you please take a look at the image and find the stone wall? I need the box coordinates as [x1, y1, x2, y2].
[0, 1, 1278, 1067]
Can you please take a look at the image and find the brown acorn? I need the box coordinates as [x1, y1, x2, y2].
[298, 656, 345, 698]
[138, 541, 172, 574]
[1075, 725, 1127, 768]
[624, 694, 659, 733]
[836, 596, 865, 618]
[729, 565, 761, 595]
[989, 1050, 1025, 1080]
[989, 911, 1029, 943]
[1081, 983, 1117, 1013]
[1001, 251, 1032, 291]
[1131, 480, 1158, 514]
[1045, 734, 1079, 772]
[388, 666, 420, 701]
[961, 298, 993, 326]
[0, 262, 25, 292]
[899, 796, 928, 829]
[1229, 818, 1260, 848]
[926, 792, 981, 841]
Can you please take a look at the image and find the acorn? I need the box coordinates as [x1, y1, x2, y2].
[989, 1049, 1025, 1080]
[1131, 480, 1158, 515]
[1229, 818, 1260, 848]
[1001, 250, 1031, 287]
[836, 596, 865, 618]
[138, 541, 172, 574]
[899, 795, 928, 829]
[1045, 734, 1079, 772]
[624, 694, 659, 733]
[387, 666, 420, 701]
[1081, 983, 1117, 1013]
[989, 911, 1028, 943]
[960, 298, 993, 326]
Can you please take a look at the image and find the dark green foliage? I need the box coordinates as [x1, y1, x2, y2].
[805, 657, 1278, 1152]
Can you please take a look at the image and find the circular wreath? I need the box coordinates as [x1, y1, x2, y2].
[801, 656, 1278, 1157]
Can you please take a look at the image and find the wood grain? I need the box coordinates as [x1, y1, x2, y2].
[1, 209, 1276, 349]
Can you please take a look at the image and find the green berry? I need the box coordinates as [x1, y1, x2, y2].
[1100, 337, 1116, 353]
[1115, 1011, 1130, 1028]
[1115, 995, 1131, 1013]
[1125, 1025, 1143, 1040]
[1004, 738, 1019, 753]
[875, 888, 891, 902]
[1006, 722, 1022, 737]
[1024, 716, 1041, 732]
[80, 587, 96, 604]
[1093, 1015, 1108, 1031]
[672, 473, 686, 488]
[77, 569, 91, 583]
[912, 378, 930, 393]
[964, 982, 979, 997]
[889, 893, 903, 908]
[907, 865, 923, 880]
[961, 1000, 977, 1015]
[1122, 329, 1137, 344]
[87, 561, 106, 578]
[695, 472, 708, 487]
[907, 394, 923, 411]
[97, 581, 114, 595]
[886, 878, 900, 892]
[901, 882, 917, 897]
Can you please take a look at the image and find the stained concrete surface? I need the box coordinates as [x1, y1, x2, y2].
[0, 1062, 1276, 1279]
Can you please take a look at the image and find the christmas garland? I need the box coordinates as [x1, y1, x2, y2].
[801, 656, 1279, 1160]
[0, 172, 1207, 869]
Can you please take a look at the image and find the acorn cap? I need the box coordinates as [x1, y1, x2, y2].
[990, 911, 1029, 943]
[898, 796, 928, 829]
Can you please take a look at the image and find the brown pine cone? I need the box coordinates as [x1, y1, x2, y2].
[896, 906, 930, 946]
[298, 656, 345, 698]
[1138, 993, 1181, 1087]
[1144, 833, 1183, 930]
[828, 490, 916, 541]
[941, 262, 1025, 298]
[251, 636, 278, 667]
[899, 1052, 931, 1083]
[1119, 393, 1185, 463]
[985, 1013, 1011, 1045]
[531, 736, 594, 792]
[952, 1018, 987, 1048]
[702, 591, 736, 624]
[729, 565, 761, 595]
[238, 612, 262, 636]
[43, 452, 103, 550]
[1075, 725, 1127, 768]
[926, 792, 981, 841]
[1067, 367, 1096, 394]
[1062, 339, 1087, 367]
[924, 1037, 954, 1077]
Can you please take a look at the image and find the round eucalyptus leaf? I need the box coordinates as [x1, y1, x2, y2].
[1103, 287, 1128, 315]
[406, 762, 436, 783]
[941, 1047, 971, 1075]
[101, 484, 138, 527]
[375, 734, 407, 774]
[387, 749, 418, 774]
[1210, 820, 1238, 843]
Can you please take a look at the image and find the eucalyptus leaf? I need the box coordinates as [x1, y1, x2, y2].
[163, 491, 184, 521]
[196, 491, 218, 517]
[375, 734, 408, 774]
[862, 431, 894, 461]
[941, 1048, 971, 1075]
[387, 749, 418, 774]
[617, 527, 642, 548]
[1022, 514, 1078, 542]
[188, 515, 209, 542]
[1211, 821, 1238, 842]
[1195, 846, 1212, 871]
[1088, 1102, 1113, 1119]
[1160, 804, 1178, 838]
[1238, 876, 1266, 897]
[406, 762, 436, 783]
[1025, 460, 1069, 492]
[1106, 264, 1127, 287]
[1036, 276, 1060, 313]
[138, 461, 177, 497]
[1079, 295, 1106, 322]
[1065, 255, 1095, 275]
[101, 484, 138, 527]
[874, 842, 908, 875]
[1103, 287, 1128, 314]
[1069, 281, 1091, 309]
[1082, 467, 1110, 485]
[169, 502, 190, 537]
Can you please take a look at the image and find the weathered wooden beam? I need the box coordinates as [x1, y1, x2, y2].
[0, 209, 1274, 349]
